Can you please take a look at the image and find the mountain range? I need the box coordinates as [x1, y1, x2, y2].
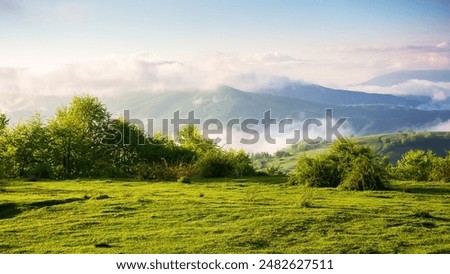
[3, 70, 450, 141]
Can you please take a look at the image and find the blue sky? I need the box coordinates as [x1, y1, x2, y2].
[1, 0, 449, 62]
[0, 0, 449, 94]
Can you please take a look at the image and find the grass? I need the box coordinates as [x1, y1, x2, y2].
[0, 177, 449, 254]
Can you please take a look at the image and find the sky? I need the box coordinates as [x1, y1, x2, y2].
[0, 0, 449, 95]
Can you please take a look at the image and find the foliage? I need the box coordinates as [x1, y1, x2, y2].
[0, 96, 253, 180]
[0, 110, 8, 133]
[289, 139, 388, 190]
[288, 155, 340, 187]
[195, 149, 255, 178]
[48, 96, 110, 178]
[339, 155, 387, 190]
[394, 149, 435, 181]
[430, 152, 450, 182]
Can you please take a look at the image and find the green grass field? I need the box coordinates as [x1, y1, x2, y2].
[1, 178, 449, 254]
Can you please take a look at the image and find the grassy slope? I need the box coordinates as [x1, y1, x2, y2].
[1, 178, 449, 254]
[267, 132, 450, 173]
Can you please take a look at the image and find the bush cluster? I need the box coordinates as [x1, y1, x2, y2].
[393, 150, 450, 182]
[289, 140, 388, 190]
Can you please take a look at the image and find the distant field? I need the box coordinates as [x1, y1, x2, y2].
[1, 178, 449, 254]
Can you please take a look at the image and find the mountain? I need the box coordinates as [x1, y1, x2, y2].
[361, 70, 450, 87]
[102, 86, 450, 136]
[257, 82, 421, 107]
[5, 85, 450, 141]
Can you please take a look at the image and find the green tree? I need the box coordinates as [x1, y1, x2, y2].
[178, 125, 216, 155]
[9, 114, 51, 178]
[395, 149, 435, 181]
[48, 96, 110, 178]
[0, 112, 14, 178]
[430, 152, 450, 182]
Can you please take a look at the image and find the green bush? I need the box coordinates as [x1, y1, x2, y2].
[395, 150, 435, 181]
[288, 155, 340, 187]
[195, 150, 235, 178]
[289, 139, 387, 190]
[195, 149, 255, 178]
[339, 155, 387, 190]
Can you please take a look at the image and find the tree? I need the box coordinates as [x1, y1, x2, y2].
[430, 151, 450, 182]
[395, 149, 435, 181]
[9, 114, 51, 178]
[178, 125, 216, 155]
[48, 96, 110, 178]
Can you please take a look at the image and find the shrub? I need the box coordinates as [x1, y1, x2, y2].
[133, 161, 197, 181]
[289, 139, 387, 190]
[395, 150, 435, 181]
[288, 155, 340, 187]
[195, 149, 255, 178]
[339, 155, 387, 190]
[195, 150, 235, 178]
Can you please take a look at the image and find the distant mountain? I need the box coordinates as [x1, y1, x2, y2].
[5, 85, 450, 140]
[257, 82, 421, 107]
[102, 86, 450, 136]
[361, 70, 450, 87]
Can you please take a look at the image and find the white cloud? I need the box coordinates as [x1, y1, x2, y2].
[1, 42, 449, 107]
[354, 80, 450, 101]
[429, 120, 450, 131]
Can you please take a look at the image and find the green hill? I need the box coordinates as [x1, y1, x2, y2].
[258, 132, 450, 174]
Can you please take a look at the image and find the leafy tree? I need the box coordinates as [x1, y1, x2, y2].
[48, 96, 110, 178]
[430, 152, 450, 182]
[178, 125, 216, 155]
[9, 114, 51, 178]
[395, 149, 435, 181]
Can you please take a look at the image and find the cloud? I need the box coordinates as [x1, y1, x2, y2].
[354, 80, 450, 101]
[429, 119, 450, 131]
[0, 52, 303, 98]
[217, 118, 355, 154]
[1, 42, 449, 104]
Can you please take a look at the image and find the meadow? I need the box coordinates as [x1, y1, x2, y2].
[1, 178, 449, 254]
